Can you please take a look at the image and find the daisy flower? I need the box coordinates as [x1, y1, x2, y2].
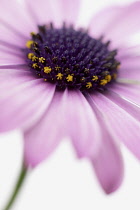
[1, 0, 140, 209]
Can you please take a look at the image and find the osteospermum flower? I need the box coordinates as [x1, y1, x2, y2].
[1, 0, 140, 208]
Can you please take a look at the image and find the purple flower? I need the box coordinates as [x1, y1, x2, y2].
[1, 0, 140, 195]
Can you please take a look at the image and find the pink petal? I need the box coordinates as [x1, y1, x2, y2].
[66, 91, 102, 158]
[0, 47, 24, 62]
[89, 2, 140, 48]
[0, 51, 25, 66]
[25, 0, 80, 27]
[92, 130, 123, 194]
[24, 90, 68, 167]
[118, 56, 140, 80]
[108, 2, 140, 46]
[103, 90, 140, 123]
[91, 92, 140, 160]
[0, 74, 55, 132]
[0, 23, 27, 48]
[118, 45, 140, 59]
[89, 6, 122, 39]
[0, 0, 37, 40]
[89, 96, 124, 194]
[55, 0, 80, 26]
[110, 83, 140, 106]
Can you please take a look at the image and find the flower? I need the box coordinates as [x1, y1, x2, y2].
[1, 0, 140, 195]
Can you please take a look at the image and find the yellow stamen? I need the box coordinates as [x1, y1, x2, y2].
[92, 76, 98, 81]
[39, 57, 46, 63]
[55, 66, 61, 71]
[44, 67, 52, 74]
[30, 32, 36, 36]
[44, 79, 47, 82]
[32, 56, 38, 62]
[26, 40, 34, 48]
[84, 68, 90, 73]
[56, 73, 63, 80]
[100, 79, 108, 86]
[105, 75, 111, 82]
[28, 53, 34, 59]
[117, 64, 121, 70]
[112, 73, 117, 79]
[81, 77, 86, 82]
[32, 63, 38, 69]
[66, 74, 74, 82]
[86, 82, 92, 89]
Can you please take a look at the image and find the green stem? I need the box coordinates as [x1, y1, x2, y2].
[3, 164, 28, 210]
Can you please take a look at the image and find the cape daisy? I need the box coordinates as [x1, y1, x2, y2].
[1, 0, 140, 207]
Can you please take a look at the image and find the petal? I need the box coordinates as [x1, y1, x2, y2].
[89, 2, 140, 48]
[56, 0, 80, 26]
[0, 0, 37, 39]
[0, 73, 55, 132]
[110, 83, 140, 105]
[0, 50, 25, 66]
[23, 90, 68, 167]
[107, 2, 140, 46]
[25, 0, 80, 27]
[0, 47, 24, 61]
[103, 90, 140, 123]
[118, 44, 140, 58]
[88, 96, 124, 194]
[66, 91, 102, 158]
[91, 92, 140, 160]
[118, 56, 140, 80]
[89, 6, 122, 39]
[92, 129, 123, 194]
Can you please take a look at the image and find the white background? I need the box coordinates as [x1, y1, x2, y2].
[0, 0, 140, 209]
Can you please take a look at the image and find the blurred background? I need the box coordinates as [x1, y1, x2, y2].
[0, 0, 140, 209]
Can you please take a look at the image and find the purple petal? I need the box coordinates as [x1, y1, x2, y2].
[118, 45, 140, 59]
[118, 56, 140, 80]
[25, 0, 80, 27]
[110, 83, 140, 106]
[24, 90, 68, 167]
[0, 50, 25, 66]
[66, 91, 102, 158]
[91, 92, 140, 160]
[89, 6, 122, 39]
[0, 74, 55, 132]
[88, 96, 124, 194]
[0, 0, 37, 39]
[56, 0, 80, 25]
[107, 2, 140, 46]
[89, 2, 140, 48]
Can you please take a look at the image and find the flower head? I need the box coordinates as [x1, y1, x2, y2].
[1, 0, 140, 195]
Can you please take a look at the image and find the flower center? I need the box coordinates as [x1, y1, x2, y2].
[25, 24, 120, 92]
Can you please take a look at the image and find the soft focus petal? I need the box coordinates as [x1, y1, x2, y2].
[24, 90, 68, 167]
[0, 50, 25, 66]
[25, 0, 80, 27]
[0, 47, 24, 60]
[66, 91, 102, 158]
[55, 0, 80, 25]
[0, 0, 37, 40]
[92, 131, 123, 194]
[107, 2, 140, 46]
[91, 92, 140, 160]
[89, 2, 140, 47]
[117, 56, 140, 80]
[0, 73, 55, 132]
[89, 6, 122, 38]
[87, 96, 124, 194]
[103, 90, 140, 123]
[110, 83, 140, 106]
[118, 44, 140, 58]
